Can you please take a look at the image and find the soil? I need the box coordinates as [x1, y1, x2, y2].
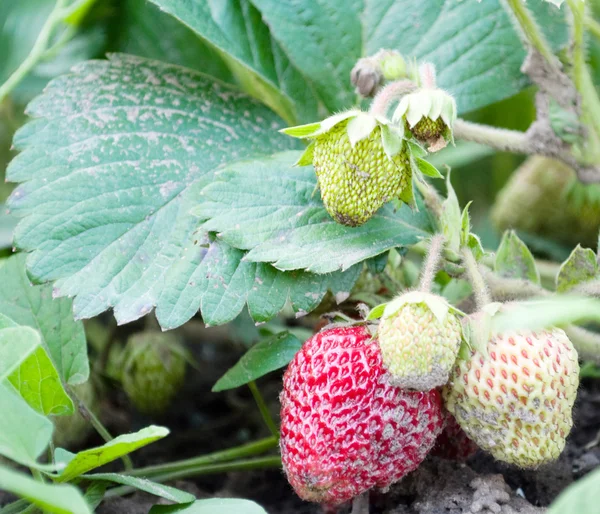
[2, 321, 600, 514]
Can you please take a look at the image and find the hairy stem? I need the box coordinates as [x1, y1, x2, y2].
[453, 120, 531, 154]
[501, 0, 560, 73]
[125, 436, 278, 478]
[567, 0, 600, 163]
[462, 248, 492, 309]
[418, 234, 445, 292]
[563, 325, 600, 364]
[248, 381, 279, 439]
[0, 0, 67, 102]
[369, 80, 416, 117]
[107, 456, 282, 498]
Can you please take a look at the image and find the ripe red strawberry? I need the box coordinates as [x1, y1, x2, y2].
[431, 411, 478, 461]
[280, 326, 443, 506]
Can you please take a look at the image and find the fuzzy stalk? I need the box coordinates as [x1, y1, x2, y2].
[500, 0, 561, 73]
[453, 119, 531, 154]
[418, 234, 445, 292]
[462, 248, 492, 309]
[369, 80, 417, 117]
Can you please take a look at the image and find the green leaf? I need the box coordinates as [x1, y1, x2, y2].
[248, 0, 566, 113]
[366, 303, 387, 320]
[0, 466, 92, 514]
[84, 473, 195, 504]
[149, 499, 267, 514]
[495, 230, 540, 285]
[196, 152, 432, 273]
[116, 0, 234, 85]
[441, 172, 461, 254]
[0, 382, 53, 468]
[0, 207, 17, 251]
[213, 331, 302, 392]
[0, 254, 88, 385]
[548, 466, 600, 514]
[146, 0, 318, 123]
[556, 245, 599, 292]
[415, 157, 443, 178]
[491, 296, 600, 334]
[83, 482, 107, 511]
[0, 323, 41, 381]
[7, 55, 311, 330]
[56, 425, 169, 482]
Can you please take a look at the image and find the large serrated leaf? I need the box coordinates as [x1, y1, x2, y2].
[244, 0, 566, 113]
[147, 0, 319, 123]
[0, 466, 92, 514]
[7, 55, 356, 330]
[0, 254, 88, 386]
[213, 331, 302, 392]
[196, 152, 432, 274]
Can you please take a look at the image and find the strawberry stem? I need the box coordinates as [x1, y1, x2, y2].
[248, 380, 280, 439]
[418, 63, 437, 89]
[462, 248, 491, 309]
[418, 234, 445, 292]
[368, 80, 416, 117]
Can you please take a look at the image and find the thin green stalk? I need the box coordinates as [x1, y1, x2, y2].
[64, 383, 133, 471]
[0, 500, 29, 514]
[125, 436, 278, 478]
[462, 248, 492, 309]
[29, 468, 44, 483]
[17, 506, 36, 514]
[567, 0, 600, 162]
[0, 0, 67, 102]
[501, 0, 560, 70]
[248, 381, 279, 439]
[106, 456, 282, 498]
[418, 234, 445, 292]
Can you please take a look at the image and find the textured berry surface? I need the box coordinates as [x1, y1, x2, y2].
[122, 332, 187, 415]
[432, 411, 478, 461]
[444, 328, 579, 468]
[312, 121, 410, 227]
[378, 299, 462, 390]
[280, 326, 443, 505]
[408, 117, 446, 141]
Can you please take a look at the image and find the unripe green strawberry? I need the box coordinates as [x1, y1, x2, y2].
[444, 324, 579, 468]
[377, 292, 463, 390]
[394, 87, 456, 152]
[281, 110, 412, 227]
[121, 331, 187, 415]
[52, 380, 96, 449]
[491, 156, 600, 248]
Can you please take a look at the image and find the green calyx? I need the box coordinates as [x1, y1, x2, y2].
[393, 88, 456, 150]
[281, 110, 414, 226]
[377, 292, 463, 390]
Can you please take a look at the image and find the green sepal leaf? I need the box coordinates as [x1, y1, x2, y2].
[495, 230, 540, 285]
[280, 122, 321, 138]
[415, 157, 443, 179]
[295, 142, 315, 166]
[556, 245, 598, 292]
[149, 498, 267, 514]
[366, 303, 387, 320]
[212, 332, 302, 392]
[441, 172, 461, 254]
[407, 141, 427, 159]
[84, 473, 195, 504]
[56, 426, 169, 482]
[548, 465, 600, 514]
[0, 465, 92, 514]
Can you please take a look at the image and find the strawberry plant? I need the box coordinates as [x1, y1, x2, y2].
[3, 0, 600, 513]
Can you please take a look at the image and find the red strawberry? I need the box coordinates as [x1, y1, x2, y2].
[280, 326, 443, 506]
[431, 411, 478, 461]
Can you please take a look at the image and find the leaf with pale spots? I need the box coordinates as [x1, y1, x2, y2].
[6, 55, 358, 329]
[195, 152, 432, 274]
